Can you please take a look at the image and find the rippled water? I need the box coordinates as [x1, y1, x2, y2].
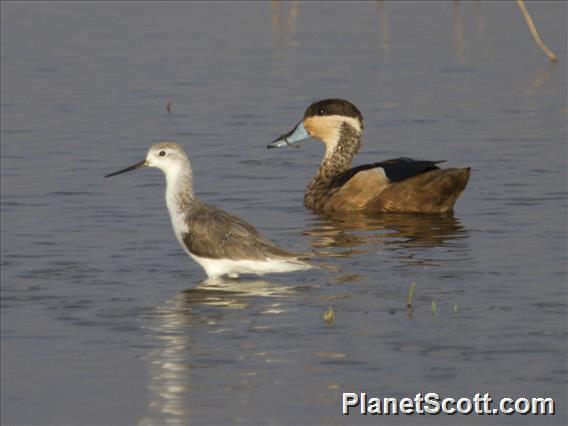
[1, 2, 566, 425]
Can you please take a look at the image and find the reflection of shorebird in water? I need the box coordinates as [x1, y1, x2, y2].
[139, 277, 297, 425]
[305, 213, 468, 255]
[179, 277, 298, 309]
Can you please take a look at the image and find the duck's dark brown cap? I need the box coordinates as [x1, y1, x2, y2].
[304, 99, 364, 122]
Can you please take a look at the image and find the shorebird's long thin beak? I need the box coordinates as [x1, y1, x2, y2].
[267, 121, 310, 149]
[105, 160, 148, 178]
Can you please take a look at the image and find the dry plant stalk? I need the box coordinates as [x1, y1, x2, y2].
[406, 283, 416, 309]
[517, 0, 558, 62]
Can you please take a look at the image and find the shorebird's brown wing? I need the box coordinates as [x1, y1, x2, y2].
[181, 204, 297, 261]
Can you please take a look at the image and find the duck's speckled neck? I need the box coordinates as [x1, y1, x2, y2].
[304, 123, 362, 210]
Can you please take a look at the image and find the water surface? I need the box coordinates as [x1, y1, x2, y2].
[1, 2, 566, 425]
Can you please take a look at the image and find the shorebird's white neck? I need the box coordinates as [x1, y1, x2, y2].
[163, 161, 192, 191]
[161, 161, 195, 236]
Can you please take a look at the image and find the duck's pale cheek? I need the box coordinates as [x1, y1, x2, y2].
[303, 117, 319, 139]
[304, 116, 340, 145]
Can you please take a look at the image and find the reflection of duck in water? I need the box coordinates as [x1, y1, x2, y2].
[305, 213, 467, 253]
[268, 99, 470, 215]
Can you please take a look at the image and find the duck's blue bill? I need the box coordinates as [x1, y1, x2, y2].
[267, 121, 309, 149]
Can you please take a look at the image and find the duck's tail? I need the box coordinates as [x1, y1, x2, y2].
[371, 167, 471, 214]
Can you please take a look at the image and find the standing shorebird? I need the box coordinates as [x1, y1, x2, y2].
[268, 99, 470, 214]
[105, 143, 311, 279]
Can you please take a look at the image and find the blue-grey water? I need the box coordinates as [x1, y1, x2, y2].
[1, 2, 566, 425]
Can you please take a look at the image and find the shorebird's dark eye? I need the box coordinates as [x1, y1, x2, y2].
[158, 151, 166, 157]
[317, 109, 326, 116]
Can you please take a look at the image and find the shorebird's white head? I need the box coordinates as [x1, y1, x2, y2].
[145, 142, 190, 172]
[105, 142, 192, 183]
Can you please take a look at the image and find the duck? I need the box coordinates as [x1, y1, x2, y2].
[105, 143, 312, 279]
[268, 98, 470, 214]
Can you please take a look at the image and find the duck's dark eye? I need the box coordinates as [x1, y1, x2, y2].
[317, 108, 326, 116]
[159, 151, 166, 157]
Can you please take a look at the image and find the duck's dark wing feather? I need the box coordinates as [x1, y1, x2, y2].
[330, 158, 445, 189]
[182, 203, 295, 260]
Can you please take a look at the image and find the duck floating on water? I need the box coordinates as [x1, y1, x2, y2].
[268, 98, 470, 215]
[106, 143, 311, 279]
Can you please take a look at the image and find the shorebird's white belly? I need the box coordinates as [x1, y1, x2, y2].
[187, 253, 311, 278]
